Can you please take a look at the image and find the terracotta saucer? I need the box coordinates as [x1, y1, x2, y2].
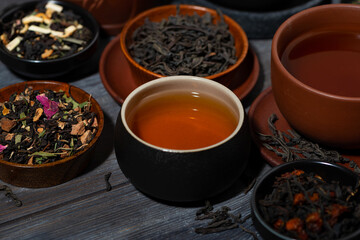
[248, 87, 360, 168]
[99, 35, 260, 105]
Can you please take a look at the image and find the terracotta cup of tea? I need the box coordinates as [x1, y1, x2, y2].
[271, 4, 360, 149]
[114, 76, 251, 202]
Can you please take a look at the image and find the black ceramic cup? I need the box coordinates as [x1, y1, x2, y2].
[114, 76, 251, 202]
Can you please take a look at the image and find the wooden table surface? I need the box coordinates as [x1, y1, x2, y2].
[0, 1, 276, 239]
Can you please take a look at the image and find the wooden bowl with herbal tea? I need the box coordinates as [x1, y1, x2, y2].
[271, 4, 360, 149]
[0, 81, 104, 188]
[251, 160, 360, 240]
[0, 0, 99, 79]
[120, 4, 249, 87]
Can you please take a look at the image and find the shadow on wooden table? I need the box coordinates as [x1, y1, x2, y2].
[83, 112, 115, 173]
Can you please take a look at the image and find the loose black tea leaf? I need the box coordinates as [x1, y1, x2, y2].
[195, 201, 258, 239]
[0, 184, 22, 207]
[258, 114, 360, 174]
[0, 2, 93, 60]
[0, 86, 99, 165]
[128, 6, 237, 77]
[259, 169, 360, 239]
[104, 172, 112, 191]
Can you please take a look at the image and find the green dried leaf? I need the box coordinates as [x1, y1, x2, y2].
[15, 134, 22, 144]
[35, 157, 43, 164]
[62, 37, 86, 45]
[78, 101, 89, 109]
[20, 112, 26, 126]
[62, 94, 79, 109]
[38, 130, 46, 138]
[30, 151, 57, 157]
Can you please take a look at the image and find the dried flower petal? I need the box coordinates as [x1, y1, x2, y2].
[0, 144, 7, 153]
[80, 130, 92, 144]
[71, 121, 85, 135]
[36, 94, 59, 119]
[2, 106, 10, 116]
[0, 117, 16, 132]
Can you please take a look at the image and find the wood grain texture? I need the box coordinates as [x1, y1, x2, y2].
[0, 1, 274, 239]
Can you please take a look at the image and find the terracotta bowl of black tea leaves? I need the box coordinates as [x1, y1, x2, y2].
[120, 4, 249, 87]
[271, 4, 360, 149]
[251, 160, 360, 240]
[0, 0, 99, 79]
[0, 81, 104, 188]
[114, 76, 251, 202]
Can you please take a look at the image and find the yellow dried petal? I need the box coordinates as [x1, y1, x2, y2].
[33, 108, 43, 122]
[2, 106, 10, 116]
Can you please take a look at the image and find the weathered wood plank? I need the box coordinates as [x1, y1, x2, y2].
[0, 181, 261, 239]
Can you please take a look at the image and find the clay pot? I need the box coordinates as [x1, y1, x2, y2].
[64, 0, 163, 35]
[271, 4, 360, 149]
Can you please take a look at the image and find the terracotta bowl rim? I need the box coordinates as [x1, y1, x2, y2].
[272, 3, 360, 101]
[0, 0, 100, 64]
[0, 80, 104, 169]
[120, 4, 249, 80]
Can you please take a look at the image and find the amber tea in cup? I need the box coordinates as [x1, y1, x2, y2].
[122, 76, 244, 151]
[281, 27, 360, 97]
[127, 90, 238, 150]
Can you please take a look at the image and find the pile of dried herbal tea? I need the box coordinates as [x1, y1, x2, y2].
[0, 86, 98, 165]
[0, 2, 93, 60]
[128, 7, 237, 77]
[259, 169, 360, 239]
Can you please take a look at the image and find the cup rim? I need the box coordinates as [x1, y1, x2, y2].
[272, 3, 360, 101]
[119, 4, 249, 80]
[121, 75, 245, 153]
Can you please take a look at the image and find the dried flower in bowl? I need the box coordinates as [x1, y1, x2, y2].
[0, 86, 98, 165]
[0, 81, 103, 188]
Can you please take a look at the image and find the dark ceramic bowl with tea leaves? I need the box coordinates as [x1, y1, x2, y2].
[251, 160, 360, 240]
[0, 80, 104, 188]
[120, 4, 249, 87]
[114, 76, 251, 202]
[0, 0, 99, 79]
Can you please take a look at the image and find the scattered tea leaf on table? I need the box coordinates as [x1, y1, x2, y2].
[258, 113, 360, 174]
